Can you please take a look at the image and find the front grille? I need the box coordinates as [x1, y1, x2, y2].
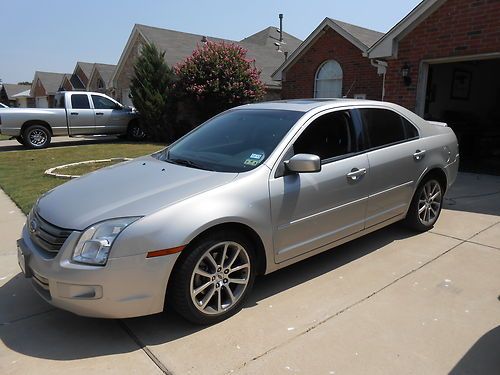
[28, 210, 73, 255]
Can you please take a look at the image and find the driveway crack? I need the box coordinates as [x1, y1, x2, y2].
[118, 320, 174, 375]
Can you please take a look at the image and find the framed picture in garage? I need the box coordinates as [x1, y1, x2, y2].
[451, 69, 472, 100]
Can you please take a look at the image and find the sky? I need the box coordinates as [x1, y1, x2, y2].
[0, 0, 422, 83]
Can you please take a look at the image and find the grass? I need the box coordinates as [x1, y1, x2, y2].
[0, 142, 165, 214]
[0, 134, 12, 141]
[58, 160, 123, 176]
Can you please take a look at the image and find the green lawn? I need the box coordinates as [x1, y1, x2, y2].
[0, 142, 165, 214]
[0, 134, 12, 141]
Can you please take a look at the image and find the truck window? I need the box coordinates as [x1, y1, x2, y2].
[92, 95, 117, 110]
[54, 94, 65, 108]
[71, 94, 91, 109]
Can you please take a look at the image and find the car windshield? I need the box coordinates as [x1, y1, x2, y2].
[154, 109, 303, 173]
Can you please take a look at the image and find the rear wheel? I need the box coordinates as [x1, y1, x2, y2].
[169, 231, 256, 325]
[15, 136, 26, 146]
[127, 121, 146, 141]
[405, 178, 444, 231]
[23, 124, 51, 149]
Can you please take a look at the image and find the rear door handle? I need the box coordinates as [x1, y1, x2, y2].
[346, 168, 367, 181]
[70, 112, 78, 116]
[96, 112, 104, 116]
[413, 149, 426, 160]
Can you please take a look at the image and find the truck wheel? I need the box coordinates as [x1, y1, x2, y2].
[23, 125, 51, 149]
[15, 136, 26, 146]
[127, 121, 146, 141]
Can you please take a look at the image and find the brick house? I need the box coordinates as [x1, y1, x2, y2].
[272, 18, 384, 100]
[60, 62, 95, 91]
[367, 0, 500, 173]
[87, 63, 116, 94]
[0, 84, 32, 107]
[30, 71, 68, 108]
[111, 24, 302, 106]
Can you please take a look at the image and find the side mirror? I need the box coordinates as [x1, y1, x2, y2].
[284, 154, 321, 174]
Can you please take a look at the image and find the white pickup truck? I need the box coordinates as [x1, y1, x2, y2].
[0, 91, 142, 148]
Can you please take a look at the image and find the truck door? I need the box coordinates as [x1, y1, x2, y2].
[91, 94, 128, 134]
[67, 93, 95, 135]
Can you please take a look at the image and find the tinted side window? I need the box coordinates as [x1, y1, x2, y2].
[54, 94, 65, 108]
[403, 118, 419, 139]
[294, 111, 354, 161]
[360, 108, 413, 149]
[71, 94, 90, 109]
[92, 95, 117, 110]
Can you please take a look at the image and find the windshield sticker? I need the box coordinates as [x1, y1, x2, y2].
[244, 159, 260, 166]
[250, 153, 263, 160]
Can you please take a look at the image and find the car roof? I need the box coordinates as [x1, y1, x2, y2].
[238, 98, 390, 113]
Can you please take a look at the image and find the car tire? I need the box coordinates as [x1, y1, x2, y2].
[15, 136, 26, 146]
[169, 231, 257, 325]
[23, 124, 51, 149]
[127, 121, 146, 141]
[405, 177, 444, 232]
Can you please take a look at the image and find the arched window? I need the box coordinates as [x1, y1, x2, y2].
[314, 60, 343, 98]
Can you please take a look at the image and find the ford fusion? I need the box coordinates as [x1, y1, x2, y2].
[18, 99, 459, 324]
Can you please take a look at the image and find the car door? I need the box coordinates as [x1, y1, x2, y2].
[357, 107, 427, 228]
[91, 94, 128, 134]
[269, 109, 370, 263]
[67, 93, 95, 135]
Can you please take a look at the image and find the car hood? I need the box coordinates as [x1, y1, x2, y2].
[37, 156, 238, 230]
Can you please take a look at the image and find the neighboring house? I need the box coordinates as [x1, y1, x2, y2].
[111, 23, 302, 106]
[87, 63, 117, 94]
[272, 18, 384, 100]
[0, 84, 32, 107]
[12, 89, 34, 108]
[366, 0, 500, 173]
[31, 71, 68, 107]
[60, 61, 95, 91]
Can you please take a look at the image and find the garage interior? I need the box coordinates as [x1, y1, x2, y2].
[424, 58, 500, 175]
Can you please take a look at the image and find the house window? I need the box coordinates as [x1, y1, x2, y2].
[314, 60, 343, 98]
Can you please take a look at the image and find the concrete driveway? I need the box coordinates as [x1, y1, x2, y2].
[1, 173, 499, 374]
[0, 136, 119, 152]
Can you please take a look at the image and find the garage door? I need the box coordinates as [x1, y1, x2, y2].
[36, 96, 48, 108]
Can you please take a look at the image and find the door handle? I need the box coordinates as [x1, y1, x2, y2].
[413, 149, 426, 161]
[346, 168, 367, 181]
[96, 112, 104, 116]
[70, 112, 78, 115]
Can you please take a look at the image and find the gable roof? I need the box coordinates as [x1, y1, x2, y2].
[367, 0, 446, 59]
[32, 71, 68, 95]
[112, 24, 302, 88]
[91, 63, 116, 87]
[2, 84, 31, 100]
[271, 17, 384, 81]
[75, 61, 95, 79]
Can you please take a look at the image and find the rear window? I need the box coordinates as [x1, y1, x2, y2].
[71, 94, 90, 109]
[360, 108, 418, 149]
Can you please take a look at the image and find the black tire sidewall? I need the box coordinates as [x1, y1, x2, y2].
[170, 231, 257, 325]
[23, 125, 51, 149]
[406, 178, 444, 231]
[127, 122, 146, 141]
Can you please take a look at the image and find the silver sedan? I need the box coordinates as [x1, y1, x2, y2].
[18, 99, 459, 324]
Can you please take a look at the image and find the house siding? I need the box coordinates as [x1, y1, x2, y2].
[115, 34, 148, 103]
[384, 0, 500, 110]
[281, 27, 383, 100]
[75, 66, 89, 87]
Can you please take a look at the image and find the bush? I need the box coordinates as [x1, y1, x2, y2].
[130, 43, 176, 141]
[175, 41, 265, 122]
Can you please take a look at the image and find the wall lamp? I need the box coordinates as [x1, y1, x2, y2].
[401, 63, 412, 86]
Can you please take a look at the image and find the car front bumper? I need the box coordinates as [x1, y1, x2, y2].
[18, 224, 179, 319]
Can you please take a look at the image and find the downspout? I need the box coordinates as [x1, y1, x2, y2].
[370, 59, 388, 101]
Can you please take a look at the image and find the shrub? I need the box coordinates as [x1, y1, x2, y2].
[175, 41, 265, 122]
[130, 43, 176, 141]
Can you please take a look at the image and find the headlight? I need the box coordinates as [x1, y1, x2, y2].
[72, 217, 141, 265]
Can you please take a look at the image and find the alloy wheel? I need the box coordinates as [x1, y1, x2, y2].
[418, 180, 442, 226]
[29, 129, 47, 146]
[190, 241, 251, 315]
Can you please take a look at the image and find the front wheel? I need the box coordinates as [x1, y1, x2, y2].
[127, 121, 146, 141]
[405, 178, 444, 231]
[15, 136, 26, 146]
[169, 232, 256, 325]
[23, 125, 51, 149]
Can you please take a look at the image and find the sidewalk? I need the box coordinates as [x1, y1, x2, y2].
[0, 136, 119, 152]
